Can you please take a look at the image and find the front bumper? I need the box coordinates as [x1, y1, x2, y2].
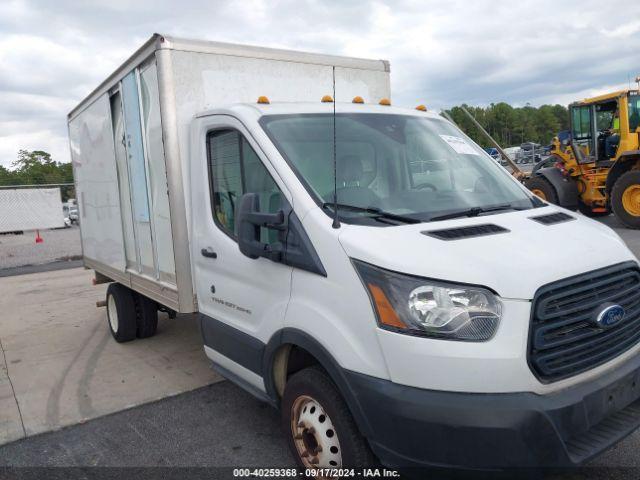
[345, 352, 640, 470]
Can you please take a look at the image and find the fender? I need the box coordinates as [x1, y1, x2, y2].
[262, 328, 375, 438]
[533, 167, 578, 210]
[606, 152, 640, 193]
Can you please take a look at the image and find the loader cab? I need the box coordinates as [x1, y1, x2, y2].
[595, 100, 620, 163]
[570, 100, 619, 163]
[569, 92, 640, 165]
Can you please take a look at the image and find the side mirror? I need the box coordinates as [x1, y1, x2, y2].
[236, 193, 286, 261]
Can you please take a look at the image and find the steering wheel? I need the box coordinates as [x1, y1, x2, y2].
[414, 182, 438, 191]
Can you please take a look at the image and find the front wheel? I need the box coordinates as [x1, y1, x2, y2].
[611, 170, 640, 229]
[282, 367, 376, 469]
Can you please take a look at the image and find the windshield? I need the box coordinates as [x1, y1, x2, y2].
[260, 113, 537, 225]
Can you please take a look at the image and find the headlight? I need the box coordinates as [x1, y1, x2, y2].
[353, 259, 501, 341]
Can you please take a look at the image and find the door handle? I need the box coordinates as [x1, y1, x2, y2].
[201, 247, 217, 259]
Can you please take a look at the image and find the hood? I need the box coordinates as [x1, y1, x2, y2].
[338, 207, 637, 300]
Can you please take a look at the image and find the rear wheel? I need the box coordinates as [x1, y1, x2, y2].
[106, 283, 137, 343]
[135, 294, 158, 338]
[282, 367, 375, 469]
[612, 170, 640, 229]
[525, 176, 559, 204]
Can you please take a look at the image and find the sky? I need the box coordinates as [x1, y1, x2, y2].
[1, 0, 639, 167]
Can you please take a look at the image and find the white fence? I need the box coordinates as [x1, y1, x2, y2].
[0, 188, 65, 233]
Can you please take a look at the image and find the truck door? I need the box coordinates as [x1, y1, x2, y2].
[571, 104, 595, 162]
[191, 117, 293, 390]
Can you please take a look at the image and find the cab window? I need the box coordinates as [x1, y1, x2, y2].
[629, 94, 640, 132]
[595, 101, 617, 131]
[207, 129, 282, 243]
[571, 105, 592, 140]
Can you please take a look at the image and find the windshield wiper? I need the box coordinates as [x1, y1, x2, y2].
[322, 203, 420, 224]
[429, 204, 521, 222]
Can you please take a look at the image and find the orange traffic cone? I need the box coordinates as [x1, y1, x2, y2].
[35, 230, 43, 244]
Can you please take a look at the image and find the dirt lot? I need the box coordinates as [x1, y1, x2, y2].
[0, 267, 219, 445]
[0, 226, 81, 269]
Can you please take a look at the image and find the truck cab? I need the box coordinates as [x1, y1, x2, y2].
[188, 100, 640, 471]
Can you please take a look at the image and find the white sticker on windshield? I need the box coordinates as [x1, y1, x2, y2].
[439, 135, 477, 155]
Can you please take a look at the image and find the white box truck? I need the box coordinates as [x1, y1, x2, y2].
[69, 34, 640, 471]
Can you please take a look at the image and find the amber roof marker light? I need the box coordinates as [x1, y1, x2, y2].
[321, 95, 334, 103]
[379, 98, 391, 106]
[352, 96, 364, 104]
[257, 96, 270, 104]
[415, 104, 427, 111]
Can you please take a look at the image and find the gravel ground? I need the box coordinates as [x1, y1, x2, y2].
[0, 226, 81, 269]
[0, 379, 638, 480]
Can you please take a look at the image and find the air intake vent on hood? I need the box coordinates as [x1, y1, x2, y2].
[423, 223, 509, 241]
[530, 212, 575, 225]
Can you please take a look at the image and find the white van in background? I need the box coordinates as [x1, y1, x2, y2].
[69, 34, 640, 471]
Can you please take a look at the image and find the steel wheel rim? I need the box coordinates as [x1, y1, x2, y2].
[290, 395, 342, 469]
[107, 294, 118, 333]
[531, 188, 547, 200]
[622, 185, 640, 217]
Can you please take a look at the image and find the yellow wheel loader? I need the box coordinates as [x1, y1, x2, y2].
[525, 87, 640, 227]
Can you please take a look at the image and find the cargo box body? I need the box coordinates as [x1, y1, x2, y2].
[67, 34, 390, 313]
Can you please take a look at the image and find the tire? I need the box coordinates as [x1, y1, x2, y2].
[577, 200, 610, 217]
[135, 294, 158, 339]
[525, 176, 559, 204]
[106, 283, 137, 343]
[611, 170, 640, 229]
[282, 367, 376, 469]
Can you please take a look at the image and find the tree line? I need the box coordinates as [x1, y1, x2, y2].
[0, 150, 75, 201]
[445, 102, 570, 149]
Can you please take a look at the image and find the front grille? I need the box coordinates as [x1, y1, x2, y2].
[529, 262, 640, 382]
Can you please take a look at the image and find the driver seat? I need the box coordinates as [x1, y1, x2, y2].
[335, 155, 379, 207]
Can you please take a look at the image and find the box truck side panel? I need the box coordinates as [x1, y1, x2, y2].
[139, 62, 176, 284]
[69, 94, 126, 271]
[109, 90, 137, 269]
[121, 70, 156, 276]
[334, 66, 390, 104]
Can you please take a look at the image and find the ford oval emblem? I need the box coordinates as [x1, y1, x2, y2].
[593, 304, 626, 329]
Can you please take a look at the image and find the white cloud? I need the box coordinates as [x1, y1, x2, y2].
[0, 0, 639, 167]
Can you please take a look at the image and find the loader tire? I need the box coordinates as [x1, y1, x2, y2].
[525, 176, 559, 204]
[612, 170, 640, 229]
[135, 294, 158, 339]
[106, 283, 137, 343]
